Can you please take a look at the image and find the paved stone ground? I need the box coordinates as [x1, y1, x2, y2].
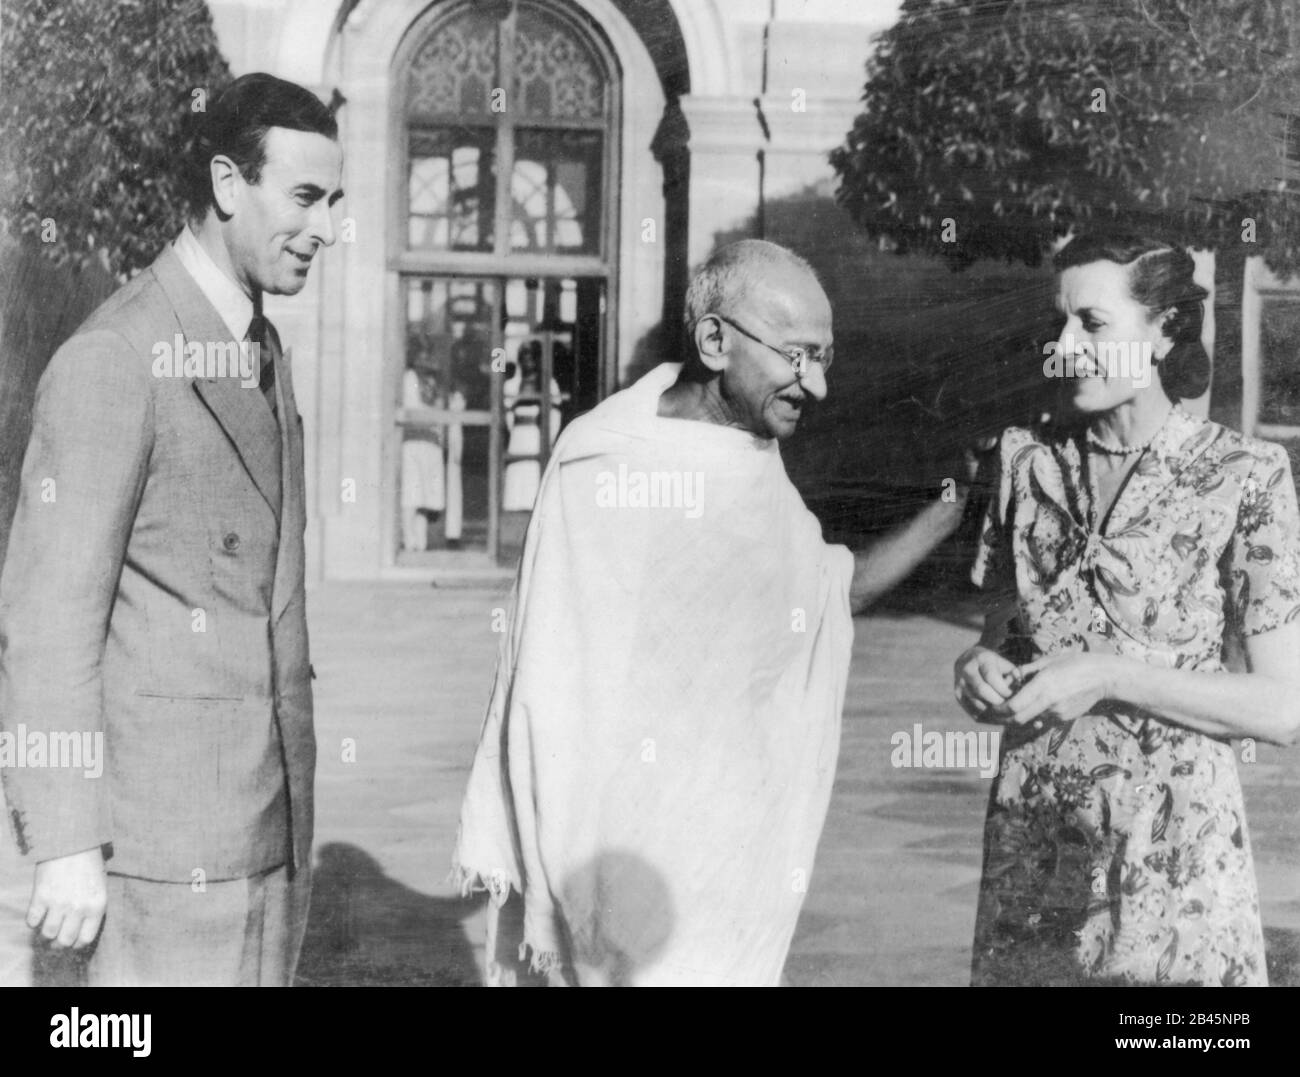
[3, 581, 1298, 986]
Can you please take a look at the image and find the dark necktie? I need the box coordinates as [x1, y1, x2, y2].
[245, 313, 279, 421]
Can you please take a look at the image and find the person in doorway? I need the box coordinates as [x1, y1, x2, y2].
[502, 340, 562, 512]
[400, 365, 446, 551]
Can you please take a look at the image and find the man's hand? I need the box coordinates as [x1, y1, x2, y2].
[953, 644, 1020, 721]
[28, 847, 107, 949]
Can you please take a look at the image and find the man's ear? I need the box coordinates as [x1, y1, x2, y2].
[692, 315, 729, 374]
[209, 154, 241, 217]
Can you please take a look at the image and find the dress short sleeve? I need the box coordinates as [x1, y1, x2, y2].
[1224, 443, 1300, 638]
[971, 431, 1017, 605]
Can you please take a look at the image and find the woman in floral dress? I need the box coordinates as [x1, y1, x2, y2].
[955, 234, 1300, 986]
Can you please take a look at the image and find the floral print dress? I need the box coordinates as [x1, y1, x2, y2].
[971, 406, 1300, 986]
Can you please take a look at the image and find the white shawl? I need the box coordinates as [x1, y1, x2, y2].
[454, 363, 854, 986]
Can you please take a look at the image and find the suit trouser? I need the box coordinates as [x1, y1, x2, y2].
[85, 863, 311, 987]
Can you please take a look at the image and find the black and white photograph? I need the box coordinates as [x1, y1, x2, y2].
[0, 0, 1298, 1039]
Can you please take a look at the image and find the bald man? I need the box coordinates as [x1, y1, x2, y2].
[455, 240, 968, 986]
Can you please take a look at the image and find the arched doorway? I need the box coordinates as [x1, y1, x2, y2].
[392, 0, 620, 564]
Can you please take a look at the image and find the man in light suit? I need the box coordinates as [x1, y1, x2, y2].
[0, 73, 342, 985]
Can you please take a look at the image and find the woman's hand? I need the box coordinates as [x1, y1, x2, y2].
[953, 645, 1021, 722]
[991, 653, 1118, 727]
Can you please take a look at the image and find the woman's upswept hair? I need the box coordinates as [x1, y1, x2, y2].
[1053, 233, 1210, 401]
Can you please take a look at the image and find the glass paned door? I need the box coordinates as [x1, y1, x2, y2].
[497, 275, 604, 561]
[398, 277, 502, 560]
[405, 1, 611, 263]
[396, 3, 618, 568]
[398, 274, 604, 564]
[407, 127, 496, 251]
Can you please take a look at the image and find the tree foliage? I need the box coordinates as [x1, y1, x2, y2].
[0, 0, 231, 280]
[831, 0, 1300, 272]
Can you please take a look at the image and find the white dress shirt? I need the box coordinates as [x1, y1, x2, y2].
[172, 225, 255, 341]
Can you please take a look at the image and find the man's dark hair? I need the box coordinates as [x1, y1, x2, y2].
[183, 72, 338, 222]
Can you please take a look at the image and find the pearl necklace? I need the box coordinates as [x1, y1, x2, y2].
[1086, 429, 1155, 455]
[1087, 407, 1175, 456]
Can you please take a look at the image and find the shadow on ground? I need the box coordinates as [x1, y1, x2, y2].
[23, 842, 482, 987]
[295, 843, 480, 987]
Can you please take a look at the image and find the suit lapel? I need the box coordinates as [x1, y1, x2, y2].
[150, 245, 283, 519]
[191, 379, 283, 521]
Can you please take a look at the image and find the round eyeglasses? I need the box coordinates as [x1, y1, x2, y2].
[711, 313, 833, 377]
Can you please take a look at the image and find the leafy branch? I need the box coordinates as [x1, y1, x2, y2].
[0, 0, 231, 280]
[832, 0, 1300, 273]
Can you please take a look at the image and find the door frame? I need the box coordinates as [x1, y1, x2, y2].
[385, 0, 621, 568]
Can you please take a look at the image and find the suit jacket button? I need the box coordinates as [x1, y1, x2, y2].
[223, 532, 240, 552]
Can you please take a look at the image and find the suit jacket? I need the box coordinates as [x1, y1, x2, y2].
[0, 243, 315, 882]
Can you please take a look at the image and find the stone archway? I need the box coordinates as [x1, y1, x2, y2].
[299, 0, 684, 577]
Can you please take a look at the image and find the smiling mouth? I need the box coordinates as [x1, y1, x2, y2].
[288, 250, 313, 267]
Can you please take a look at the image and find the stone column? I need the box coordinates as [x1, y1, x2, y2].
[679, 96, 766, 268]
